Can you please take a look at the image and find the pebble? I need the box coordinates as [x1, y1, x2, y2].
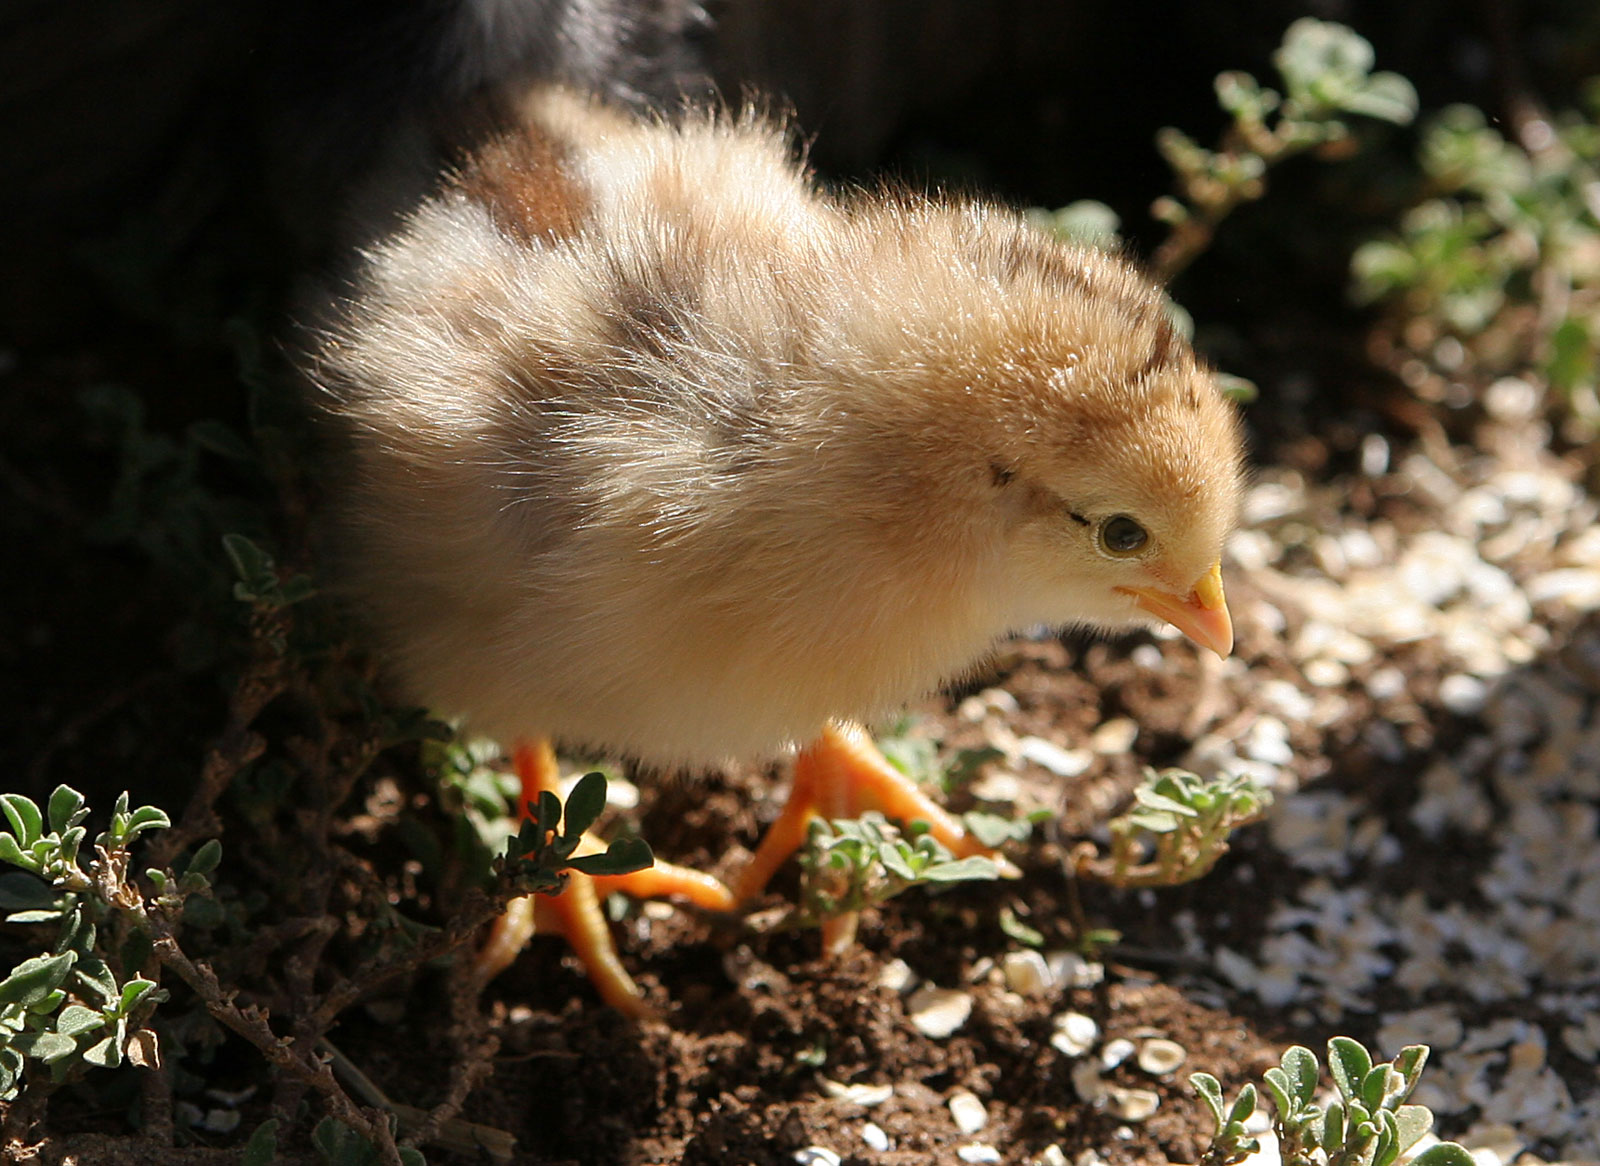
[1017, 736, 1093, 777]
[1526, 568, 1600, 609]
[948, 1089, 988, 1134]
[907, 986, 972, 1038]
[1439, 673, 1491, 715]
[1049, 1011, 1099, 1057]
[1107, 1087, 1161, 1121]
[1070, 1060, 1106, 1103]
[957, 1145, 1001, 1164]
[876, 958, 916, 994]
[820, 1078, 894, 1106]
[1099, 1038, 1135, 1070]
[793, 1149, 840, 1166]
[860, 1123, 890, 1152]
[1089, 717, 1138, 754]
[1045, 951, 1105, 988]
[1002, 950, 1053, 997]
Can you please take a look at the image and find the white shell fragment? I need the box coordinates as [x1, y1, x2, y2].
[948, 1089, 988, 1134]
[957, 1144, 1002, 1163]
[1046, 951, 1105, 988]
[819, 1078, 893, 1107]
[1135, 1038, 1187, 1075]
[1017, 736, 1093, 777]
[1099, 1038, 1136, 1070]
[907, 986, 973, 1038]
[860, 1122, 890, 1152]
[1049, 1011, 1099, 1057]
[876, 958, 917, 994]
[1071, 1059, 1106, 1103]
[1106, 1086, 1160, 1122]
[793, 1148, 841, 1166]
[1002, 950, 1053, 997]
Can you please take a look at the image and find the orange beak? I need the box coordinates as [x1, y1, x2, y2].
[1116, 561, 1233, 658]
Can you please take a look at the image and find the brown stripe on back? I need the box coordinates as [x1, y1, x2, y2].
[454, 123, 588, 245]
[1134, 310, 1181, 380]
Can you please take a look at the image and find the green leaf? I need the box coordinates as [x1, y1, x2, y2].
[46, 787, 88, 835]
[1328, 1037, 1372, 1101]
[15, 1031, 78, 1063]
[72, 958, 119, 1008]
[1282, 1045, 1320, 1104]
[0, 795, 43, 849]
[1361, 1062, 1393, 1109]
[186, 839, 223, 877]
[1262, 1066, 1294, 1120]
[0, 952, 76, 1008]
[122, 805, 173, 839]
[566, 836, 653, 877]
[0, 872, 60, 913]
[26, 989, 66, 1016]
[1410, 1144, 1478, 1166]
[312, 1115, 381, 1165]
[1132, 787, 1201, 818]
[878, 844, 917, 881]
[0, 832, 32, 871]
[1323, 1098, 1346, 1149]
[562, 773, 608, 838]
[55, 1004, 106, 1037]
[919, 856, 999, 883]
[1393, 1104, 1432, 1153]
[242, 1118, 280, 1166]
[1190, 1072, 1225, 1125]
[1228, 1082, 1258, 1127]
[1343, 71, 1419, 124]
[998, 906, 1044, 948]
[81, 1033, 121, 1068]
[119, 979, 160, 1014]
[1393, 1045, 1429, 1086]
[962, 812, 1029, 848]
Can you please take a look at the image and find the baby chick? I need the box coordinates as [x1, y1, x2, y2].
[308, 85, 1245, 1013]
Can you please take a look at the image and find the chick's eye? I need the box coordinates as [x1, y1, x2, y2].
[1098, 515, 1149, 556]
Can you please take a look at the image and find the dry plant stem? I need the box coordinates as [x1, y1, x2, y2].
[146, 612, 289, 868]
[148, 932, 404, 1166]
[308, 883, 525, 1033]
[323, 1037, 515, 1162]
[396, 958, 514, 1159]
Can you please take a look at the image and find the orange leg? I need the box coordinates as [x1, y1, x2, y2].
[477, 739, 735, 1020]
[733, 720, 1009, 908]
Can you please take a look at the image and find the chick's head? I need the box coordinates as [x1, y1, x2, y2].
[832, 206, 1246, 656]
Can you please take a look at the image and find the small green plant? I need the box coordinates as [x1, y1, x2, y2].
[1036, 20, 1415, 284]
[1074, 768, 1270, 888]
[798, 812, 999, 926]
[0, 786, 192, 1101]
[1352, 88, 1600, 436]
[223, 531, 315, 608]
[1192, 1039, 1476, 1166]
[1150, 17, 1417, 281]
[501, 771, 655, 889]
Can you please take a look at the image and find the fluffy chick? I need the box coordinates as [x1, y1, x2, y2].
[310, 87, 1246, 772]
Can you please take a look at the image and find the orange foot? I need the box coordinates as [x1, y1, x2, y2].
[477, 739, 735, 1020]
[733, 720, 1010, 953]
